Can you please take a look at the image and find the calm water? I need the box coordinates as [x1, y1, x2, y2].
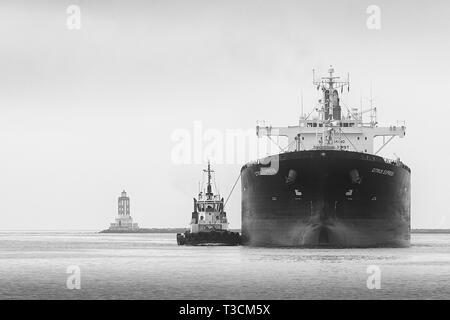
[0, 232, 449, 299]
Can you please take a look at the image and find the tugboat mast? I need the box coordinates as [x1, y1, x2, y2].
[204, 161, 214, 199]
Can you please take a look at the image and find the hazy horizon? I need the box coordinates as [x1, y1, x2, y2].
[1, 0, 449, 230]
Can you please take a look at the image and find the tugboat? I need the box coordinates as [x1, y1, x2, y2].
[177, 162, 240, 246]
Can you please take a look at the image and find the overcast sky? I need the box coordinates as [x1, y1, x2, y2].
[0, 0, 449, 229]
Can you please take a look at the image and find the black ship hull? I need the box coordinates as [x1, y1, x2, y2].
[177, 230, 241, 246]
[241, 150, 411, 247]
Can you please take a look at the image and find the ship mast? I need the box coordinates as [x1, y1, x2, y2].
[204, 161, 214, 199]
[312, 65, 350, 148]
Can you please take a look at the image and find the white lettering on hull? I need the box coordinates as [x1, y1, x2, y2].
[372, 168, 394, 176]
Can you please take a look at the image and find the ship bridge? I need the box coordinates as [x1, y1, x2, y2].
[256, 66, 405, 156]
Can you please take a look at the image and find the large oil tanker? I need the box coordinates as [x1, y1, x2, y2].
[241, 66, 410, 247]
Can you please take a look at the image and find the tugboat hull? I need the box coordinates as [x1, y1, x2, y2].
[241, 150, 411, 247]
[177, 231, 241, 246]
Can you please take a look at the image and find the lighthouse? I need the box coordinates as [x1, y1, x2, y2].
[108, 190, 139, 231]
[118, 190, 130, 217]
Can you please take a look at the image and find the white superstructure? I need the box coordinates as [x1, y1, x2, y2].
[256, 66, 405, 156]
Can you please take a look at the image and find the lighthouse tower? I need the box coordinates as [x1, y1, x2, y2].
[108, 190, 139, 230]
[118, 190, 130, 216]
